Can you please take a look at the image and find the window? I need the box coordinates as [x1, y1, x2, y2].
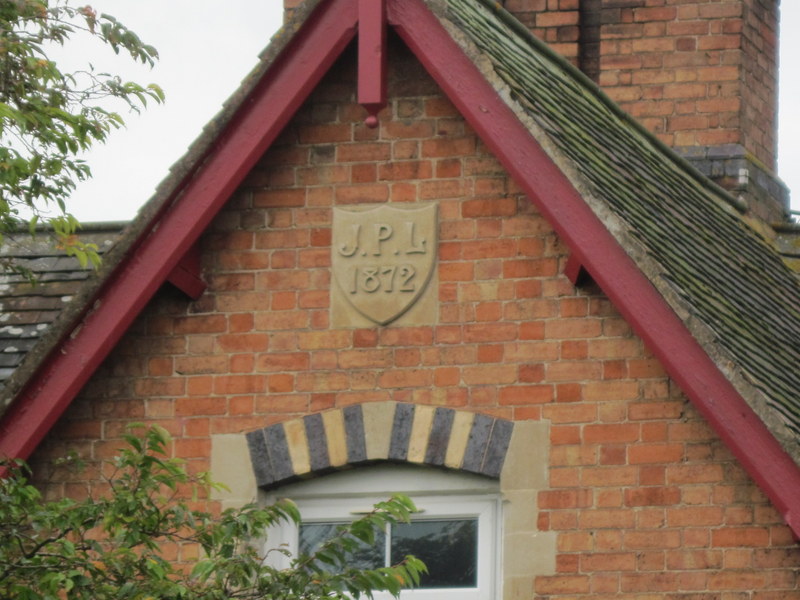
[262, 464, 502, 600]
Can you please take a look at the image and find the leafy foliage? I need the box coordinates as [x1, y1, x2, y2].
[0, 0, 164, 272]
[0, 425, 425, 600]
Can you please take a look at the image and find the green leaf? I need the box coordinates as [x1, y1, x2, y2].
[0, 1, 163, 277]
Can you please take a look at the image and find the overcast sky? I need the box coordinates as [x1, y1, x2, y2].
[62, 1, 283, 222]
[63, 2, 800, 221]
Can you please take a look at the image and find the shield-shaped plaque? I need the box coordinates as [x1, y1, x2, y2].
[332, 204, 438, 325]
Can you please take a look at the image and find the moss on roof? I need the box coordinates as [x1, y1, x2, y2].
[443, 0, 800, 452]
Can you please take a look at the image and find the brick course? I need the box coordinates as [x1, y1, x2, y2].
[30, 37, 799, 598]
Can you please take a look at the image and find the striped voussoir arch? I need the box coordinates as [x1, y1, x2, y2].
[246, 402, 514, 489]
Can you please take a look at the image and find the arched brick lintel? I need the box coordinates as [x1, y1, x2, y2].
[245, 402, 514, 489]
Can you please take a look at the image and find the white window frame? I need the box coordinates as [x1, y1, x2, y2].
[261, 464, 502, 600]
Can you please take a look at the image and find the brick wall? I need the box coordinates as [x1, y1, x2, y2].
[500, 0, 787, 223]
[501, 0, 779, 171]
[504, 0, 581, 61]
[740, 0, 778, 168]
[31, 41, 800, 596]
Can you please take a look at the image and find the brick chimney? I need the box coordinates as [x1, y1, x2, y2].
[502, 0, 788, 222]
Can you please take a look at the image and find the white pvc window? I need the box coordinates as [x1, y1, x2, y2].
[262, 464, 502, 600]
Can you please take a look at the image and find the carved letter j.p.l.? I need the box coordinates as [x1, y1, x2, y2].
[405, 222, 426, 254]
[338, 224, 361, 257]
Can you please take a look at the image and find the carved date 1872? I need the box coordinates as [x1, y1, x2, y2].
[332, 204, 438, 325]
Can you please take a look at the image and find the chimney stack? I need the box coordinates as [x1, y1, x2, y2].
[503, 0, 787, 222]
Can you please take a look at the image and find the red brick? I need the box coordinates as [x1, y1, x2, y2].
[213, 375, 266, 395]
[667, 506, 725, 527]
[539, 489, 592, 509]
[434, 367, 460, 386]
[536, 10, 578, 27]
[628, 401, 683, 421]
[555, 383, 582, 403]
[268, 374, 294, 393]
[187, 377, 213, 396]
[173, 438, 211, 459]
[338, 349, 393, 369]
[633, 6, 676, 22]
[624, 530, 682, 550]
[254, 311, 309, 331]
[378, 369, 433, 388]
[255, 230, 310, 249]
[580, 509, 636, 529]
[148, 357, 173, 377]
[625, 486, 681, 507]
[584, 424, 639, 444]
[582, 552, 637, 572]
[462, 365, 517, 385]
[476, 344, 503, 363]
[334, 184, 390, 204]
[464, 323, 518, 342]
[503, 258, 559, 278]
[297, 331, 351, 350]
[698, 3, 742, 19]
[295, 371, 349, 392]
[174, 315, 227, 335]
[424, 96, 458, 117]
[435, 158, 462, 178]
[298, 123, 351, 143]
[718, 571, 774, 592]
[439, 261, 474, 281]
[353, 329, 378, 347]
[379, 328, 434, 347]
[546, 319, 602, 340]
[534, 575, 589, 595]
[174, 356, 228, 375]
[559, 341, 589, 360]
[421, 137, 476, 158]
[628, 443, 684, 464]
[253, 188, 305, 208]
[134, 378, 185, 398]
[581, 466, 638, 487]
[378, 160, 433, 181]
[546, 361, 603, 382]
[518, 363, 545, 383]
[460, 198, 517, 218]
[667, 464, 725, 484]
[712, 527, 771, 548]
[175, 397, 227, 417]
[519, 321, 545, 340]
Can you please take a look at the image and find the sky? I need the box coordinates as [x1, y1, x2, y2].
[62, 1, 284, 222]
[61, 2, 800, 222]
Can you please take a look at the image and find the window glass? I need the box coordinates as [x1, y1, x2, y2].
[299, 522, 385, 571]
[392, 519, 478, 588]
[298, 518, 479, 589]
[263, 464, 500, 600]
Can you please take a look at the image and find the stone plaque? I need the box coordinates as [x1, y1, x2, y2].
[331, 203, 438, 327]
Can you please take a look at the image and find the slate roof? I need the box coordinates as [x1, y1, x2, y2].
[0, 225, 123, 385]
[0, 0, 798, 479]
[433, 0, 800, 458]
